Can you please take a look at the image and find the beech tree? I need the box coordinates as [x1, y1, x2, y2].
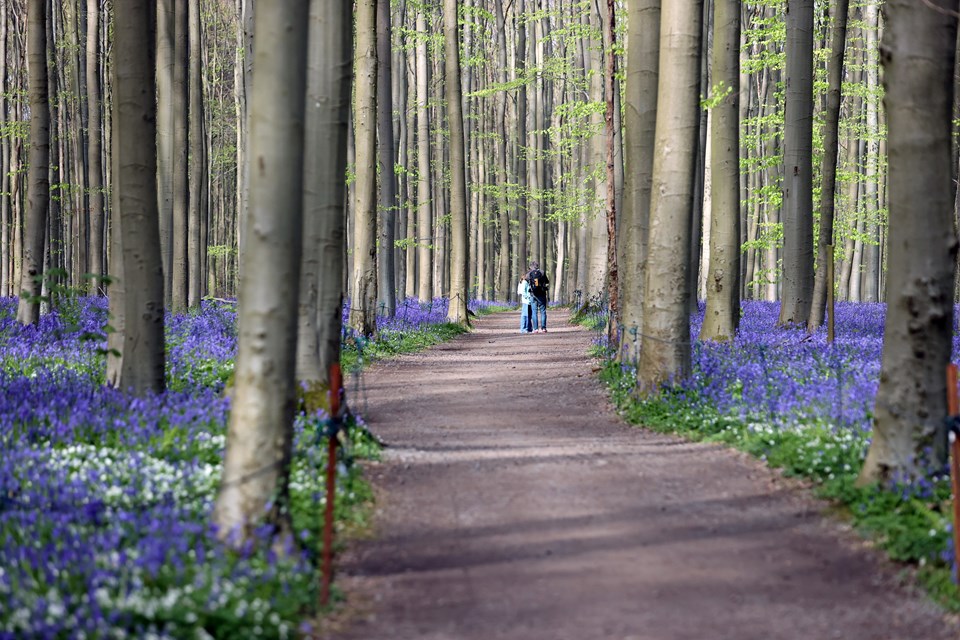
[637, 0, 702, 391]
[444, 0, 469, 325]
[858, 0, 958, 484]
[699, 0, 740, 342]
[214, 0, 310, 545]
[112, 0, 165, 394]
[16, 0, 48, 326]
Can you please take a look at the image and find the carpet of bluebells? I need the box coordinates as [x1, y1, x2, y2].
[592, 300, 958, 590]
[0, 295, 492, 639]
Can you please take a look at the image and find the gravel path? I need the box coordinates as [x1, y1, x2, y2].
[323, 309, 958, 640]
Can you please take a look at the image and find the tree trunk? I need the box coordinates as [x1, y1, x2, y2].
[415, 8, 432, 302]
[157, 0, 174, 304]
[350, 0, 378, 336]
[858, 0, 957, 485]
[777, 0, 815, 325]
[444, 0, 469, 324]
[297, 0, 352, 384]
[619, 0, 659, 360]
[637, 0, 702, 391]
[214, 0, 309, 546]
[603, 0, 619, 343]
[861, 0, 881, 303]
[171, 0, 189, 311]
[16, 0, 49, 325]
[700, 0, 740, 342]
[187, 0, 204, 307]
[376, 0, 396, 316]
[808, 0, 850, 330]
[86, 0, 104, 291]
[113, 0, 164, 393]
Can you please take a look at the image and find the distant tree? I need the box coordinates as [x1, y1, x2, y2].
[699, 0, 740, 342]
[444, 0, 469, 325]
[808, 0, 850, 331]
[350, 0, 378, 337]
[377, 0, 397, 317]
[16, 0, 49, 326]
[214, 0, 310, 545]
[415, 8, 432, 303]
[87, 0, 105, 292]
[637, 0, 702, 391]
[858, 0, 958, 484]
[777, 0, 814, 326]
[171, 0, 189, 312]
[112, 0, 165, 394]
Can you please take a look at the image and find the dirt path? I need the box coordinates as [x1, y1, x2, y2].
[326, 309, 958, 640]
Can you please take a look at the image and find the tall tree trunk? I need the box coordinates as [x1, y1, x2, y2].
[171, 0, 189, 310]
[700, 0, 740, 341]
[376, 0, 396, 316]
[861, 0, 881, 303]
[444, 0, 468, 324]
[350, 0, 378, 336]
[603, 0, 619, 342]
[637, 0, 702, 391]
[16, 0, 49, 325]
[777, 0, 815, 325]
[415, 9, 432, 302]
[214, 0, 310, 546]
[808, 0, 850, 330]
[86, 0, 104, 291]
[113, 0, 164, 393]
[858, 0, 957, 485]
[157, 0, 174, 304]
[187, 0, 204, 307]
[297, 0, 352, 384]
[619, 0, 659, 360]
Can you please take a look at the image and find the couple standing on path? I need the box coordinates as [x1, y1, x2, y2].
[518, 261, 549, 333]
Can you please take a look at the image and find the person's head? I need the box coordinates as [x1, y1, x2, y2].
[528, 261, 540, 271]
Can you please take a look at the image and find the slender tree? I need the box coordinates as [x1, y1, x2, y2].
[444, 0, 469, 324]
[777, 0, 814, 325]
[637, 0, 702, 391]
[858, 0, 958, 484]
[808, 0, 850, 331]
[415, 8, 432, 302]
[350, 0, 378, 336]
[87, 0, 104, 291]
[187, 0, 205, 307]
[214, 0, 310, 545]
[376, 0, 397, 316]
[113, 0, 165, 393]
[16, 0, 49, 325]
[700, 0, 741, 341]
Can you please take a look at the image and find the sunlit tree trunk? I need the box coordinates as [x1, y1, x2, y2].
[700, 0, 740, 342]
[777, 0, 814, 325]
[297, 0, 352, 383]
[350, 0, 378, 336]
[86, 0, 104, 292]
[171, 0, 189, 311]
[16, 0, 49, 325]
[214, 0, 309, 546]
[861, 0, 881, 303]
[157, 0, 174, 304]
[113, 0, 165, 393]
[444, 0, 469, 324]
[415, 8, 432, 302]
[187, 0, 205, 307]
[808, 0, 850, 330]
[619, 0, 658, 357]
[376, 0, 396, 316]
[858, 0, 958, 485]
[637, 0, 702, 391]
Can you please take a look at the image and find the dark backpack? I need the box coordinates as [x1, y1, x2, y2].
[528, 269, 547, 298]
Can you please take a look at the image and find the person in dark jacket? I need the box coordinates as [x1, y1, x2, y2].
[526, 261, 549, 332]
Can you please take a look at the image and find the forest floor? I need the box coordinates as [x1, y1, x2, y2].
[318, 308, 959, 640]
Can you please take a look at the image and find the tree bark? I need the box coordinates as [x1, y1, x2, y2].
[171, 0, 189, 311]
[86, 0, 104, 292]
[16, 0, 49, 325]
[113, 0, 165, 393]
[637, 0, 702, 391]
[214, 0, 309, 546]
[187, 0, 205, 307]
[157, 0, 174, 304]
[376, 0, 396, 316]
[444, 0, 469, 324]
[808, 0, 850, 330]
[415, 8, 432, 302]
[777, 0, 815, 325]
[858, 0, 957, 485]
[350, 0, 378, 336]
[700, 0, 741, 342]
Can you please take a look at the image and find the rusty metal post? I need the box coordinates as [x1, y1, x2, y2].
[947, 364, 960, 584]
[321, 363, 343, 606]
[826, 244, 835, 344]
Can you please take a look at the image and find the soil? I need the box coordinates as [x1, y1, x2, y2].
[321, 309, 959, 640]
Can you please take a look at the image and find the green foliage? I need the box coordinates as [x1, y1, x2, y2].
[341, 322, 468, 373]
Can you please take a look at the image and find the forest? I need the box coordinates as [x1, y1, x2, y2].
[2, 0, 960, 637]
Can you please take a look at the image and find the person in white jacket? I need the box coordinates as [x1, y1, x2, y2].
[517, 276, 533, 333]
